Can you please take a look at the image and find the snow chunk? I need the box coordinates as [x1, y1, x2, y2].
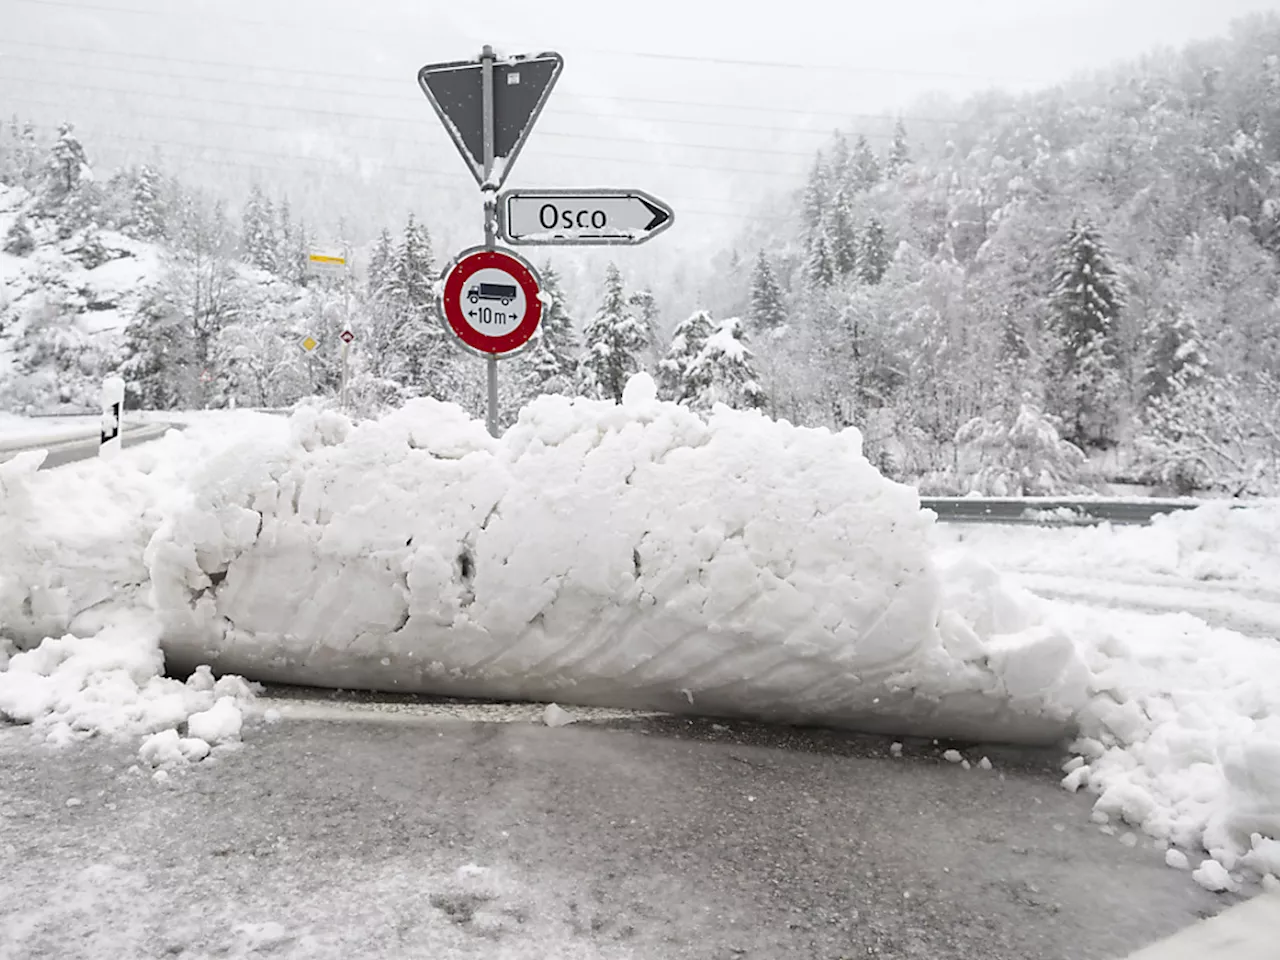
[186, 697, 243, 745]
[1191, 859, 1237, 893]
[1165, 849, 1191, 870]
[620, 371, 658, 408]
[139, 728, 211, 766]
[0, 609, 255, 760]
[889, 742, 904, 757]
[542, 703, 575, 728]
[942, 749, 964, 764]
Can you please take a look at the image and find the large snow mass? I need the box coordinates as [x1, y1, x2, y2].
[1, 376, 1277, 890]
[143, 374, 1086, 743]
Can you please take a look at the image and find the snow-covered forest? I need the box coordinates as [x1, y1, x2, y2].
[3, 14, 1280, 495]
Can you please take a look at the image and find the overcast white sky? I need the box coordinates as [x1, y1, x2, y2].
[4, 0, 1279, 286]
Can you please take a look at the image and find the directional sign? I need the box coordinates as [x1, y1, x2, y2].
[439, 246, 543, 357]
[417, 50, 563, 187]
[498, 188, 675, 246]
[308, 253, 345, 275]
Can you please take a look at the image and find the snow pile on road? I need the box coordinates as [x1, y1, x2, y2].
[0, 609, 258, 767]
[0, 411, 290, 646]
[144, 374, 1088, 743]
[1050, 602, 1280, 889]
[2, 382, 1278, 886]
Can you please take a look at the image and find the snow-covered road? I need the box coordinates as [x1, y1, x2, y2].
[0, 711, 1233, 960]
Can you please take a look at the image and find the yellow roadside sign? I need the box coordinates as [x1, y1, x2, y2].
[308, 253, 345, 266]
[301, 336, 318, 352]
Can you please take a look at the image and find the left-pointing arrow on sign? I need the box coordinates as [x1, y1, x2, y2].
[498, 188, 676, 246]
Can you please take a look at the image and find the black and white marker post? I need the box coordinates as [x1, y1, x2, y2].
[99, 374, 124, 459]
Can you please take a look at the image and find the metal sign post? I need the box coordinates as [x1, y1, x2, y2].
[419, 47, 564, 439]
[480, 45, 499, 437]
[417, 45, 675, 436]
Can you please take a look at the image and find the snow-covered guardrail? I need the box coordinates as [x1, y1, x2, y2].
[921, 496, 1249, 526]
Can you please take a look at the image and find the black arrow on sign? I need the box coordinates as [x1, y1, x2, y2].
[640, 196, 671, 232]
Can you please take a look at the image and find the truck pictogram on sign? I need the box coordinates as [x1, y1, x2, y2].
[467, 282, 518, 306]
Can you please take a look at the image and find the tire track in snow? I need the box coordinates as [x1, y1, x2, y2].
[1014, 572, 1280, 641]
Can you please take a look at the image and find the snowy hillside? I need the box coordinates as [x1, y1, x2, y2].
[0, 182, 161, 410]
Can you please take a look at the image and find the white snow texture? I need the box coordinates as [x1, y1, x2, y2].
[2, 375, 1279, 888]
[141, 376, 1087, 743]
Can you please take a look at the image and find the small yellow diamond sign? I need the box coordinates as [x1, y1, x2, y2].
[301, 336, 318, 352]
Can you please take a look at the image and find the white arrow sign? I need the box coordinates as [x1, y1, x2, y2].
[498, 188, 675, 246]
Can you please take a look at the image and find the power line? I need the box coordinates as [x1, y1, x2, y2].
[0, 38, 988, 129]
[15, 119, 799, 224]
[13, 118, 808, 184]
[2, 87, 828, 160]
[0, 67, 840, 145]
[9, 0, 1056, 85]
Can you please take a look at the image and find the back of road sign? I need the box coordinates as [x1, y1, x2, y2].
[418, 51, 563, 187]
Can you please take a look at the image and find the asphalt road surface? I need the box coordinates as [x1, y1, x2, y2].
[0, 704, 1236, 960]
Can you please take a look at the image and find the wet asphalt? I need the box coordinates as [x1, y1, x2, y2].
[0, 703, 1237, 960]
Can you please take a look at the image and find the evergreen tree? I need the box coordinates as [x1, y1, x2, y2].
[57, 179, 106, 239]
[827, 191, 858, 277]
[657, 309, 716, 402]
[806, 231, 835, 287]
[1047, 219, 1125, 448]
[43, 122, 89, 206]
[522, 262, 579, 395]
[684, 316, 769, 412]
[130, 164, 165, 240]
[579, 263, 650, 402]
[849, 135, 881, 192]
[801, 153, 830, 245]
[2, 119, 41, 191]
[120, 287, 187, 409]
[1141, 309, 1208, 404]
[241, 183, 277, 272]
[3, 216, 34, 256]
[381, 213, 441, 396]
[628, 286, 661, 369]
[886, 119, 911, 177]
[856, 218, 890, 285]
[366, 228, 395, 301]
[748, 251, 786, 331]
[392, 213, 435, 307]
[829, 132, 851, 188]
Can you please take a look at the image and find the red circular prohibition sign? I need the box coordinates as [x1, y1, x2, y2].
[441, 248, 543, 356]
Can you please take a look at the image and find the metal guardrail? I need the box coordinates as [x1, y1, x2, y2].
[921, 496, 1245, 526]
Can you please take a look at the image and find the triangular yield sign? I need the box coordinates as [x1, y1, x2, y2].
[418, 51, 563, 188]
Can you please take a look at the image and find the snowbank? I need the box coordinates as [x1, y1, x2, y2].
[936, 499, 1280, 587]
[0, 412, 290, 646]
[0, 609, 257, 761]
[1058, 602, 1280, 888]
[144, 376, 1087, 743]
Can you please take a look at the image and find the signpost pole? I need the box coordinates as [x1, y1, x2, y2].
[340, 256, 351, 412]
[480, 44, 500, 438]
